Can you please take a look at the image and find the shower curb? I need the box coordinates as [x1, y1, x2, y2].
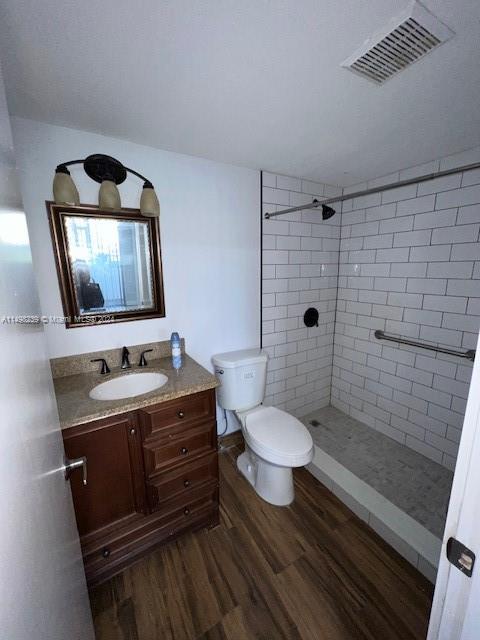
[306, 446, 441, 583]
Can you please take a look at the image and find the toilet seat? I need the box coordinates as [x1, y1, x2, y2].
[240, 405, 313, 467]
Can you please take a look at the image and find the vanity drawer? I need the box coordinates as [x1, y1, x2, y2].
[83, 484, 218, 584]
[139, 389, 215, 440]
[154, 483, 218, 522]
[147, 452, 218, 510]
[143, 422, 216, 476]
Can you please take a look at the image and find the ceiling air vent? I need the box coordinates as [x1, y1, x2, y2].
[341, 1, 454, 84]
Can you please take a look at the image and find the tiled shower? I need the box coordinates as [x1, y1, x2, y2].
[261, 147, 480, 581]
[262, 174, 342, 416]
[334, 161, 480, 471]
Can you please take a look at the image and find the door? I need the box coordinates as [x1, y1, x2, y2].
[427, 330, 480, 639]
[63, 413, 146, 539]
[0, 64, 94, 639]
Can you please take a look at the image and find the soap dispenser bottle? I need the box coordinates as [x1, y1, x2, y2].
[170, 332, 182, 370]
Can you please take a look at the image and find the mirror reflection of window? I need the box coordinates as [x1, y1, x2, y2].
[64, 216, 154, 315]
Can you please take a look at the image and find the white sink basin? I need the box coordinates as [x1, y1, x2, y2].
[89, 372, 168, 401]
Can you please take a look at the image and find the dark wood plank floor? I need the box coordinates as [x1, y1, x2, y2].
[90, 435, 434, 640]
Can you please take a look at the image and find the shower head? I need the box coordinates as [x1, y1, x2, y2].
[264, 199, 336, 220]
[322, 204, 336, 220]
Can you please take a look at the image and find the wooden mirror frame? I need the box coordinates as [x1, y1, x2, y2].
[47, 201, 165, 328]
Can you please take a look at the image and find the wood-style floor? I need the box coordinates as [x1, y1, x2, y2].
[90, 435, 434, 640]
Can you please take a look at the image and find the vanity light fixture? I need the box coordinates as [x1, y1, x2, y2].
[52, 165, 80, 205]
[98, 175, 121, 210]
[139, 181, 160, 218]
[52, 153, 160, 217]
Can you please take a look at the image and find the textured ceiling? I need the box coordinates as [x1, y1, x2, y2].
[0, 0, 479, 185]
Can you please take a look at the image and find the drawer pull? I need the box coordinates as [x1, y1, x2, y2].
[183, 479, 190, 488]
[183, 508, 190, 516]
[177, 410, 185, 419]
[129, 427, 136, 436]
[102, 548, 111, 558]
[181, 447, 188, 455]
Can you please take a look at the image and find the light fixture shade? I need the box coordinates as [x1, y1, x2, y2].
[99, 179, 121, 209]
[140, 182, 160, 217]
[53, 167, 79, 205]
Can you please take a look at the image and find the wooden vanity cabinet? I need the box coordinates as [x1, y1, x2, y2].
[63, 389, 219, 586]
[63, 413, 146, 539]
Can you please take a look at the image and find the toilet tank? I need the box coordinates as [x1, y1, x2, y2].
[212, 348, 268, 411]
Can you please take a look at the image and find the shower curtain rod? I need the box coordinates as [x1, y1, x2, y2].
[264, 161, 480, 219]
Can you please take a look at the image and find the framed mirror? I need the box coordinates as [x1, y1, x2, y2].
[47, 202, 165, 327]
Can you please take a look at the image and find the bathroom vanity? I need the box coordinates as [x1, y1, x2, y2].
[52, 343, 219, 586]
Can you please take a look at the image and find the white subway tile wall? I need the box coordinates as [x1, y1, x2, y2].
[262, 149, 480, 470]
[262, 173, 342, 417]
[333, 150, 480, 470]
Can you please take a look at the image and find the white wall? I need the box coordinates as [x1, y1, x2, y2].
[12, 118, 261, 380]
[261, 172, 342, 417]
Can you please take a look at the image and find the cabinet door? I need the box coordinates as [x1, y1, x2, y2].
[63, 413, 146, 540]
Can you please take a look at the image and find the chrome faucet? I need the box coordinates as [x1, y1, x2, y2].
[121, 346, 131, 369]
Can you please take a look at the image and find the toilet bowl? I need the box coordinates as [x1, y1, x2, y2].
[212, 348, 314, 506]
[236, 405, 313, 506]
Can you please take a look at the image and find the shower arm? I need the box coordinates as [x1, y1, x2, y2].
[264, 161, 480, 219]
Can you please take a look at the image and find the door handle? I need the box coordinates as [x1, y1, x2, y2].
[64, 456, 87, 485]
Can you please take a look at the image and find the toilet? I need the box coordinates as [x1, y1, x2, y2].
[212, 348, 314, 506]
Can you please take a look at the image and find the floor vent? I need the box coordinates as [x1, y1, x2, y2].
[341, 1, 454, 84]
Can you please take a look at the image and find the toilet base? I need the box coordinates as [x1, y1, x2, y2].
[237, 447, 294, 506]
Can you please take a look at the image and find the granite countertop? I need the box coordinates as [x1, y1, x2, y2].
[54, 354, 218, 430]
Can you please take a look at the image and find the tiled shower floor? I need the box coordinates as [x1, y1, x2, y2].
[301, 406, 454, 539]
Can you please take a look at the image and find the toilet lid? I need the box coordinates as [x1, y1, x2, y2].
[244, 406, 313, 460]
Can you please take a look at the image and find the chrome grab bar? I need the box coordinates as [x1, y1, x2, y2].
[374, 330, 476, 362]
